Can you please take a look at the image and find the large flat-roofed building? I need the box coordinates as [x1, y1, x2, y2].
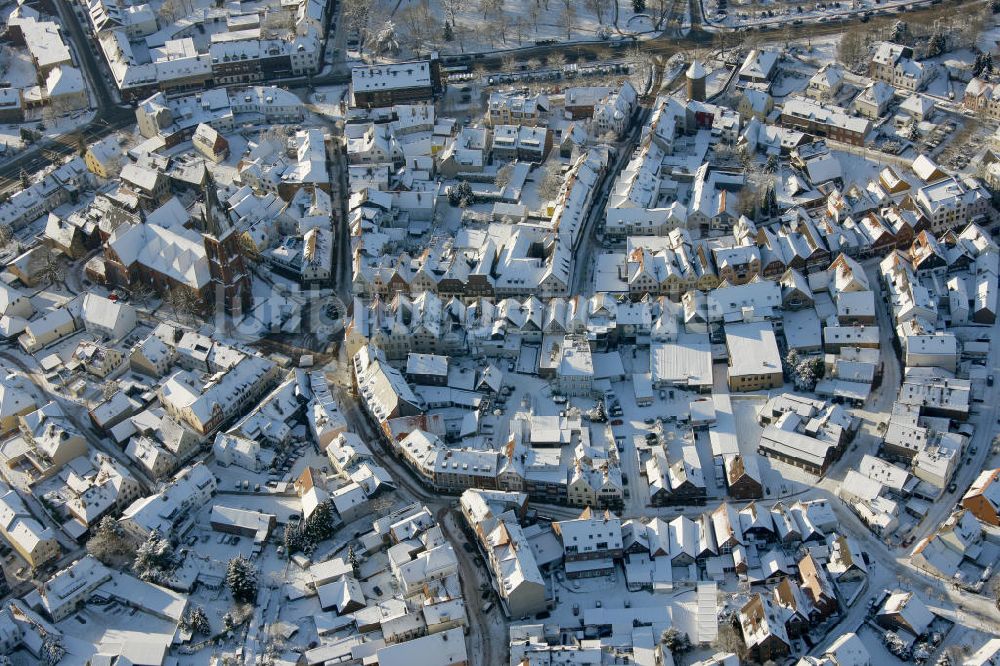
[651, 336, 713, 392]
[351, 58, 439, 108]
[903, 334, 958, 373]
[726, 321, 783, 392]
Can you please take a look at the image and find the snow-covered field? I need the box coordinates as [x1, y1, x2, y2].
[356, 0, 679, 58]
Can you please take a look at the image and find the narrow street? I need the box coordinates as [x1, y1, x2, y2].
[333, 386, 508, 666]
[570, 105, 652, 297]
[436, 507, 504, 666]
[904, 331, 1000, 550]
[820, 259, 902, 486]
[330, 124, 353, 306]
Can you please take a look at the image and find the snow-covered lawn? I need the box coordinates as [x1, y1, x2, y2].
[309, 86, 351, 119]
[704, 63, 733, 98]
[771, 68, 811, 99]
[0, 46, 39, 90]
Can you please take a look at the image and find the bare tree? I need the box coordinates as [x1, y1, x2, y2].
[0, 46, 11, 80]
[528, 4, 541, 34]
[157, 0, 182, 24]
[344, 0, 373, 41]
[626, 45, 653, 93]
[547, 51, 567, 72]
[494, 162, 516, 189]
[837, 28, 873, 72]
[501, 54, 518, 73]
[560, 2, 576, 39]
[479, 0, 504, 19]
[0, 224, 12, 248]
[512, 16, 526, 45]
[537, 163, 564, 201]
[166, 287, 203, 324]
[441, 0, 466, 26]
[585, 0, 607, 25]
[476, 23, 496, 50]
[37, 250, 66, 288]
[650, 0, 671, 29]
[737, 187, 758, 219]
[130, 282, 156, 308]
[398, 4, 433, 51]
[496, 12, 510, 46]
[454, 20, 472, 52]
[712, 622, 746, 659]
[102, 382, 119, 401]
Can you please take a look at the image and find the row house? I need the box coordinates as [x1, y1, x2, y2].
[396, 429, 500, 493]
[780, 98, 871, 147]
[485, 91, 549, 127]
[346, 291, 468, 360]
[621, 231, 720, 299]
[491, 125, 553, 163]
